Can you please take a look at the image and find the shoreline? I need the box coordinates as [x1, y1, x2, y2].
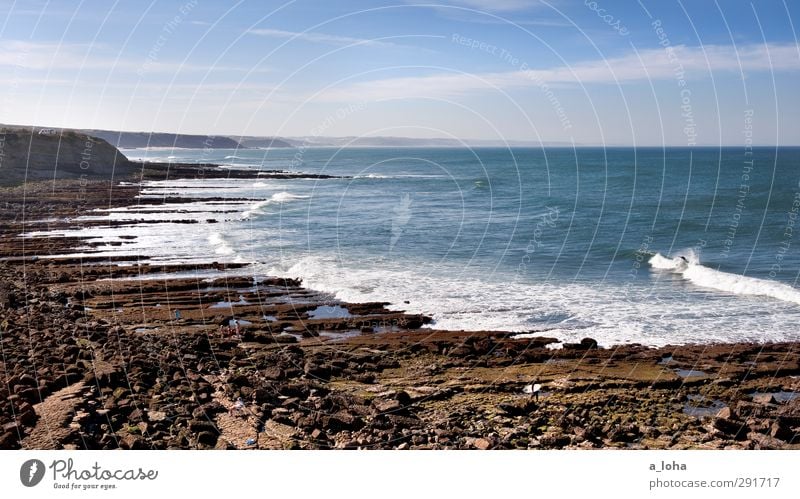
[1, 165, 799, 450]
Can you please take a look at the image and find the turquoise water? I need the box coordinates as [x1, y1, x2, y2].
[36, 146, 800, 345]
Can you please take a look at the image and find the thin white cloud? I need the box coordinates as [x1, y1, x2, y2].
[315, 43, 800, 102]
[247, 28, 407, 48]
[0, 40, 269, 74]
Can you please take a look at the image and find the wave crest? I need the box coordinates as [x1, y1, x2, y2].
[650, 252, 800, 305]
[241, 192, 309, 219]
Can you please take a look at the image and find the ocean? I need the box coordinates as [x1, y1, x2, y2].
[30, 146, 800, 346]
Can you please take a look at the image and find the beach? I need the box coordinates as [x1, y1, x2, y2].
[2, 162, 799, 450]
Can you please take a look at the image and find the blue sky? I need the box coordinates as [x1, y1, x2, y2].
[1, 0, 798, 145]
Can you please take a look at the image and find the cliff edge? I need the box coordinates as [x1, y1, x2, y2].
[0, 128, 137, 187]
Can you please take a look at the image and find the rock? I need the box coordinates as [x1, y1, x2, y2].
[148, 411, 167, 422]
[120, 434, 147, 450]
[539, 431, 570, 448]
[752, 393, 777, 405]
[498, 399, 536, 417]
[716, 407, 732, 419]
[0, 431, 18, 449]
[748, 432, 785, 450]
[17, 402, 36, 425]
[325, 411, 362, 433]
[310, 428, 327, 441]
[189, 420, 217, 433]
[304, 361, 332, 380]
[394, 390, 412, 407]
[373, 399, 402, 414]
[713, 418, 748, 440]
[473, 437, 492, 450]
[262, 366, 283, 381]
[770, 421, 793, 441]
[228, 374, 250, 388]
[777, 399, 800, 426]
[2, 422, 20, 433]
[735, 401, 766, 419]
[197, 431, 218, 447]
[563, 337, 598, 350]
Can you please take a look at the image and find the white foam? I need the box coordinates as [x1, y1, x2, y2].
[649, 253, 683, 270]
[683, 264, 800, 305]
[270, 192, 308, 203]
[649, 252, 800, 305]
[354, 173, 448, 179]
[267, 254, 800, 347]
[208, 232, 234, 256]
[241, 192, 309, 219]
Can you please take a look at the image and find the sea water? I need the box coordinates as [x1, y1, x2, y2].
[26, 146, 800, 346]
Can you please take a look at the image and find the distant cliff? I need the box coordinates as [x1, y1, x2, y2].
[0, 128, 137, 187]
[85, 130, 243, 149]
[233, 136, 293, 148]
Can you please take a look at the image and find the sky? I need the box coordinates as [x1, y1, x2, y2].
[0, 0, 798, 145]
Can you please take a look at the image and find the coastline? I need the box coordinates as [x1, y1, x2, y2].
[1, 165, 799, 450]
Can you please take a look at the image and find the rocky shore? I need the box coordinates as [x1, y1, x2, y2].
[1, 167, 799, 450]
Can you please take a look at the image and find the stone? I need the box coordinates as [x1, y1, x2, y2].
[498, 400, 536, 417]
[713, 418, 748, 440]
[189, 420, 217, 433]
[769, 421, 793, 441]
[373, 399, 402, 414]
[2, 422, 19, 433]
[473, 437, 492, 450]
[752, 393, 777, 405]
[748, 432, 785, 450]
[120, 434, 146, 450]
[564, 337, 598, 350]
[197, 431, 218, 447]
[394, 390, 412, 407]
[148, 411, 167, 422]
[0, 431, 17, 449]
[325, 411, 362, 433]
[262, 366, 283, 380]
[17, 402, 36, 425]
